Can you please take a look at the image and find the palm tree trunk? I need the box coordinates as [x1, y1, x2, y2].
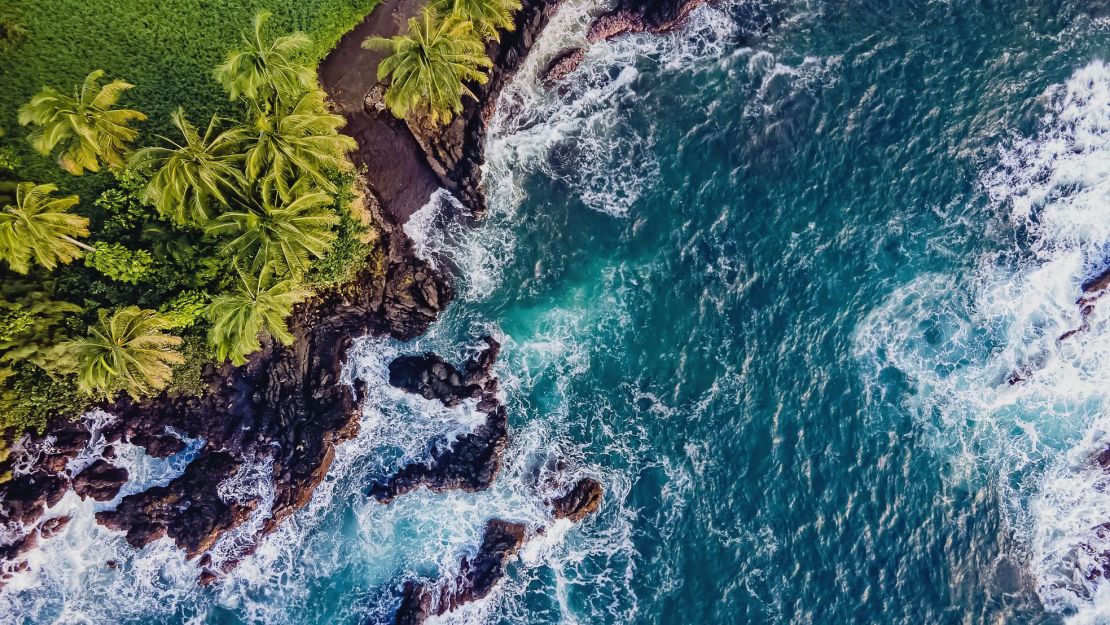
[61, 235, 96, 252]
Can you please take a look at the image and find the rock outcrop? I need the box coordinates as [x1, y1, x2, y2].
[550, 477, 604, 522]
[0, 186, 453, 582]
[541, 47, 586, 84]
[394, 519, 527, 625]
[587, 0, 710, 42]
[391, 477, 604, 625]
[1059, 265, 1110, 343]
[370, 337, 509, 503]
[72, 460, 128, 502]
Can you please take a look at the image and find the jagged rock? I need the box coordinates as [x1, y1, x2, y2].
[1084, 266, 1110, 293]
[393, 519, 527, 625]
[73, 459, 129, 502]
[365, 84, 388, 114]
[388, 354, 480, 406]
[96, 451, 254, 557]
[406, 0, 566, 217]
[39, 515, 70, 538]
[390, 474, 606, 625]
[370, 338, 508, 503]
[542, 47, 586, 84]
[587, 0, 710, 42]
[587, 12, 647, 41]
[550, 477, 603, 522]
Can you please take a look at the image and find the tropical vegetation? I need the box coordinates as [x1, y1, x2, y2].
[0, 182, 90, 273]
[18, 70, 147, 175]
[68, 306, 185, 399]
[205, 266, 311, 365]
[0, 0, 522, 442]
[368, 3, 514, 124]
[0, 7, 378, 440]
[430, 0, 521, 42]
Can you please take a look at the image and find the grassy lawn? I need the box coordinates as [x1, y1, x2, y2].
[1, 0, 377, 179]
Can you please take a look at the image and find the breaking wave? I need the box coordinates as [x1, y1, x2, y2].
[855, 60, 1110, 621]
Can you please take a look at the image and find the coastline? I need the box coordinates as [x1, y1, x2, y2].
[0, 0, 714, 617]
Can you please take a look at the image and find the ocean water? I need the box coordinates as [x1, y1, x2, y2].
[10, 0, 1110, 623]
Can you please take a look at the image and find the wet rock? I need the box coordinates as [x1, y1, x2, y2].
[390, 474, 606, 625]
[126, 428, 186, 458]
[542, 47, 586, 84]
[197, 569, 219, 586]
[587, 11, 647, 41]
[73, 459, 129, 502]
[587, 0, 710, 42]
[393, 519, 527, 625]
[550, 477, 604, 522]
[95, 451, 253, 556]
[39, 515, 70, 538]
[388, 354, 481, 406]
[407, 0, 566, 217]
[1083, 266, 1110, 293]
[370, 338, 508, 503]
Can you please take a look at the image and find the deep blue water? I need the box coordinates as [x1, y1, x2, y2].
[11, 1, 1110, 623]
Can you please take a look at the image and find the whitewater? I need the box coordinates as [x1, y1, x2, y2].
[10, 0, 1110, 624]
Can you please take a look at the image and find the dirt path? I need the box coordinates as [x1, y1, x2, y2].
[319, 0, 442, 223]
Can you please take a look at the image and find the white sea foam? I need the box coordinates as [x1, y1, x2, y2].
[855, 60, 1110, 621]
[0, 414, 203, 623]
[1, 2, 765, 623]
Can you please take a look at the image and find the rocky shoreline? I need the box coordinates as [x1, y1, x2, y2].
[0, 0, 713, 618]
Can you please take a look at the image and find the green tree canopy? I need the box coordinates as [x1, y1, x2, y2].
[18, 69, 146, 175]
[68, 306, 184, 399]
[431, 0, 521, 41]
[242, 88, 357, 201]
[364, 9, 492, 125]
[84, 241, 153, 283]
[215, 10, 315, 105]
[0, 182, 91, 274]
[206, 182, 338, 277]
[205, 266, 311, 365]
[131, 109, 246, 226]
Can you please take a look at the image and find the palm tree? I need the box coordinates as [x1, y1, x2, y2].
[131, 109, 246, 226]
[205, 266, 311, 365]
[18, 70, 147, 175]
[215, 10, 315, 104]
[431, 0, 521, 41]
[364, 9, 492, 125]
[68, 306, 184, 399]
[0, 283, 81, 375]
[241, 88, 357, 201]
[205, 182, 338, 277]
[0, 182, 91, 274]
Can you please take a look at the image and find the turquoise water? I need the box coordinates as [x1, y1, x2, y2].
[11, 0, 1110, 623]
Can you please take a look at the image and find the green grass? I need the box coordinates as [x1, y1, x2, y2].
[0, 0, 377, 181]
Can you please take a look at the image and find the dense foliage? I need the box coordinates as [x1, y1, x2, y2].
[0, 0, 378, 184]
[0, 7, 378, 440]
